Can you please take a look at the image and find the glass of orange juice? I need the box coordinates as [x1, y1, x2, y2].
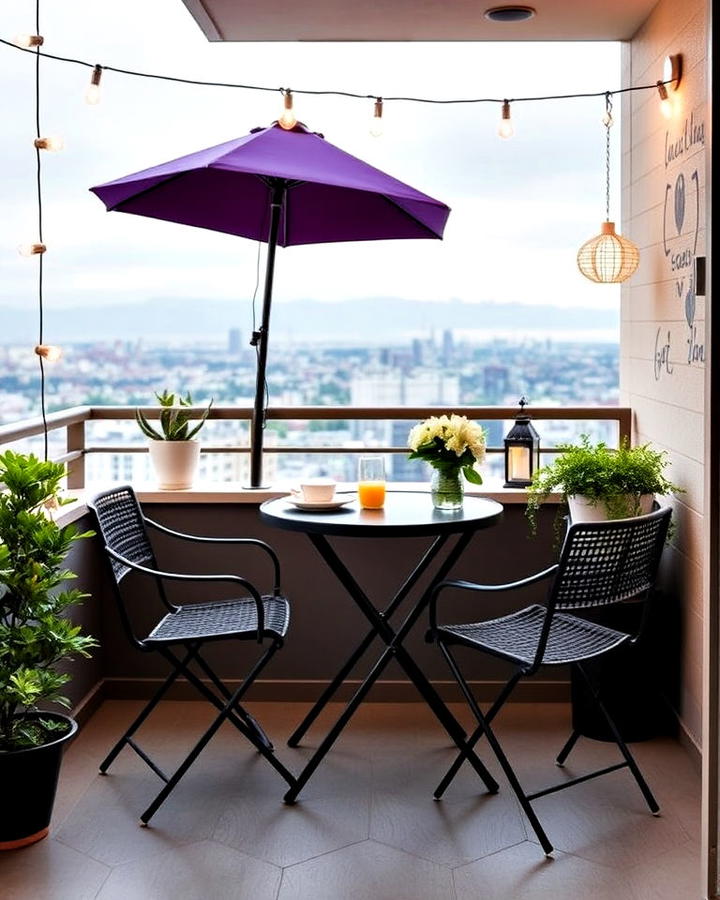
[358, 456, 386, 509]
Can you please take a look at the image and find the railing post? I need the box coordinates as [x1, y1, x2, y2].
[66, 420, 86, 489]
[618, 408, 632, 446]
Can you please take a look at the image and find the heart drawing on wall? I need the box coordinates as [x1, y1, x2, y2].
[674, 174, 686, 235]
[685, 277, 695, 328]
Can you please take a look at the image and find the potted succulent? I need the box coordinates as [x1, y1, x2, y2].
[0, 451, 97, 849]
[526, 435, 682, 534]
[136, 389, 213, 490]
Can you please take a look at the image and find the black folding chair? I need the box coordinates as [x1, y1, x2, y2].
[427, 506, 672, 855]
[89, 485, 296, 824]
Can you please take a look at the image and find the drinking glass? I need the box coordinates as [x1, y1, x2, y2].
[358, 456, 386, 509]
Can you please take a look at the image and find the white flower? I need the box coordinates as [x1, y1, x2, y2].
[408, 414, 486, 464]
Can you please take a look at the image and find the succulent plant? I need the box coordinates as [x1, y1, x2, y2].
[135, 390, 213, 441]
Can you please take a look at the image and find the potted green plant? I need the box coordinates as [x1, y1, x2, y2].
[136, 389, 213, 490]
[526, 435, 681, 534]
[0, 451, 97, 849]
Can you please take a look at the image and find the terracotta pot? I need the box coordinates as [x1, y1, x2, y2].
[568, 493, 654, 523]
[0, 712, 77, 850]
[148, 440, 200, 490]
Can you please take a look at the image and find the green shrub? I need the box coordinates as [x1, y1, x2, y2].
[0, 451, 97, 750]
[526, 435, 682, 535]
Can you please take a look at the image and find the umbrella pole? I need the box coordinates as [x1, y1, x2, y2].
[249, 181, 285, 488]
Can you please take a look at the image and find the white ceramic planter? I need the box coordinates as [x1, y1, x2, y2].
[148, 440, 200, 490]
[568, 493, 654, 523]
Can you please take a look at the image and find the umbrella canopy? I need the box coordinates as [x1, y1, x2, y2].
[91, 122, 451, 485]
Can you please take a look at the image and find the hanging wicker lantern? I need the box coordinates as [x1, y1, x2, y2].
[577, 221, 640, 283]
[577, 93, 640, 284]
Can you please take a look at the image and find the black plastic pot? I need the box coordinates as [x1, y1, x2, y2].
[570, 601, 674, 742]
[0, 712, 78, 849]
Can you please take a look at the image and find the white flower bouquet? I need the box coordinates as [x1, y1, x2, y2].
[407, 414, 485, 484]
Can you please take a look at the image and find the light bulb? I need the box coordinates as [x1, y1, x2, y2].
[663, 54, 683, 91]
[13, 34, 44, 48]
[498, 100, 514, 139]
[657, 81, 673, 119]
[370, 98, 383, 137]
[278, 90, 297, 130]
[18, 243, 47, 257]
[34, 344, 63, 363]
[85, 65, 103, 105]
[34, 135, 65, 152]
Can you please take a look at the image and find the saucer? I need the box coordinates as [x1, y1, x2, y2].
[287, 494, 356, 511]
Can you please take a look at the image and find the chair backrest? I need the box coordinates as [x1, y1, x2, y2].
[90, 485, 169, 649]
[89, 485, 157, 585]
[550, 505, 672, 612]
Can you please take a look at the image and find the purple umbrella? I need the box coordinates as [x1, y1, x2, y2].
[91, 121, 450, 487]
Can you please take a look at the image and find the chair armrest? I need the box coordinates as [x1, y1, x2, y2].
[143, 516, 282, 593]
[106, 547, 266, 639]
[428, 564, 558, 633]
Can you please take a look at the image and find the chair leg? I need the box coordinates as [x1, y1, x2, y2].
[139, 676, 296, 825]
[99, 647, 192, 774]
[162, 642, 279, 746]
[438, 644, 554, 854]
[434, 666, 521, 799]
[555, 729, 581, 767]
[576, 662, 660, 814]
[192, 646, 274, 749]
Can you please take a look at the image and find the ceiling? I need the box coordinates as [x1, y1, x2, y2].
[180, 0, 659, 42]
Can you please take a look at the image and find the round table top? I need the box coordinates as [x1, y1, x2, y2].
[259, 491, 503, 538]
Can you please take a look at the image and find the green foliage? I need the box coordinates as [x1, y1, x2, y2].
[0, 451, 97, 750]
[525, 435, 682, 535]
[135, 389, 213, 441]
[408, 439, 483, 485]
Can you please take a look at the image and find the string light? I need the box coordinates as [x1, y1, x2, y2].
[85, 64, 103, 105]
[34, 135, 64, 151]
[278, 89, 297, 130]
[18, 242, 47, 256]
[498, 100, 514, 139]
[0, 35, 684, 119]
[13, 33, 43, 48]
[34, 344, 63, 363]
[370, 97, 383, 137]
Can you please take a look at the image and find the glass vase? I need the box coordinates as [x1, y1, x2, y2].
[431, 468, 464, 510]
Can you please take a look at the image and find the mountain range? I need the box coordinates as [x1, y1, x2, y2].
[0, 297, 618, 343]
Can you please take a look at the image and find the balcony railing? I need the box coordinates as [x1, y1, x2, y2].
[0, 405, 632, 490]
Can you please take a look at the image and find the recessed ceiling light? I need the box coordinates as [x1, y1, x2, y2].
[484, 6, 536, 23]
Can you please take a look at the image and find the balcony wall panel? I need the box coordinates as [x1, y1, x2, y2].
[620, 0, 707, 752]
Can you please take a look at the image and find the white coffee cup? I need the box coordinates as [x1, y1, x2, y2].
[298, 478, 336, 503]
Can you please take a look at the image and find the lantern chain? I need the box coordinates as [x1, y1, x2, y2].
[604, 91, 613, 222]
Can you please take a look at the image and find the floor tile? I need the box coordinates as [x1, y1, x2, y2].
[96, 839, 281, 900]
[453, 840, 637, 900]
[370, 789, 525, 866]
[278, 839, 455, 900]
[0, 837, 110, 900]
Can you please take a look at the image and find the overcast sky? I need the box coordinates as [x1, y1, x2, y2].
[1, 0, 621, 338]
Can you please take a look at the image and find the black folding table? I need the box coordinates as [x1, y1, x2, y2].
[259, 491, 504, 803]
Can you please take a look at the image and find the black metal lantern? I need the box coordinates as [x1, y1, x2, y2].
[504, 397, 540, 488]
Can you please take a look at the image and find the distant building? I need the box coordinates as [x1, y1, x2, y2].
[228, 328, 242, 355]
[483, 365, 509, 404]
[441, 329, 454, 365]
[350, 370, 460, 479]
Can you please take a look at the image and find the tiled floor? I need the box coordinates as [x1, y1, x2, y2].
[0, 701, 701, 899]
